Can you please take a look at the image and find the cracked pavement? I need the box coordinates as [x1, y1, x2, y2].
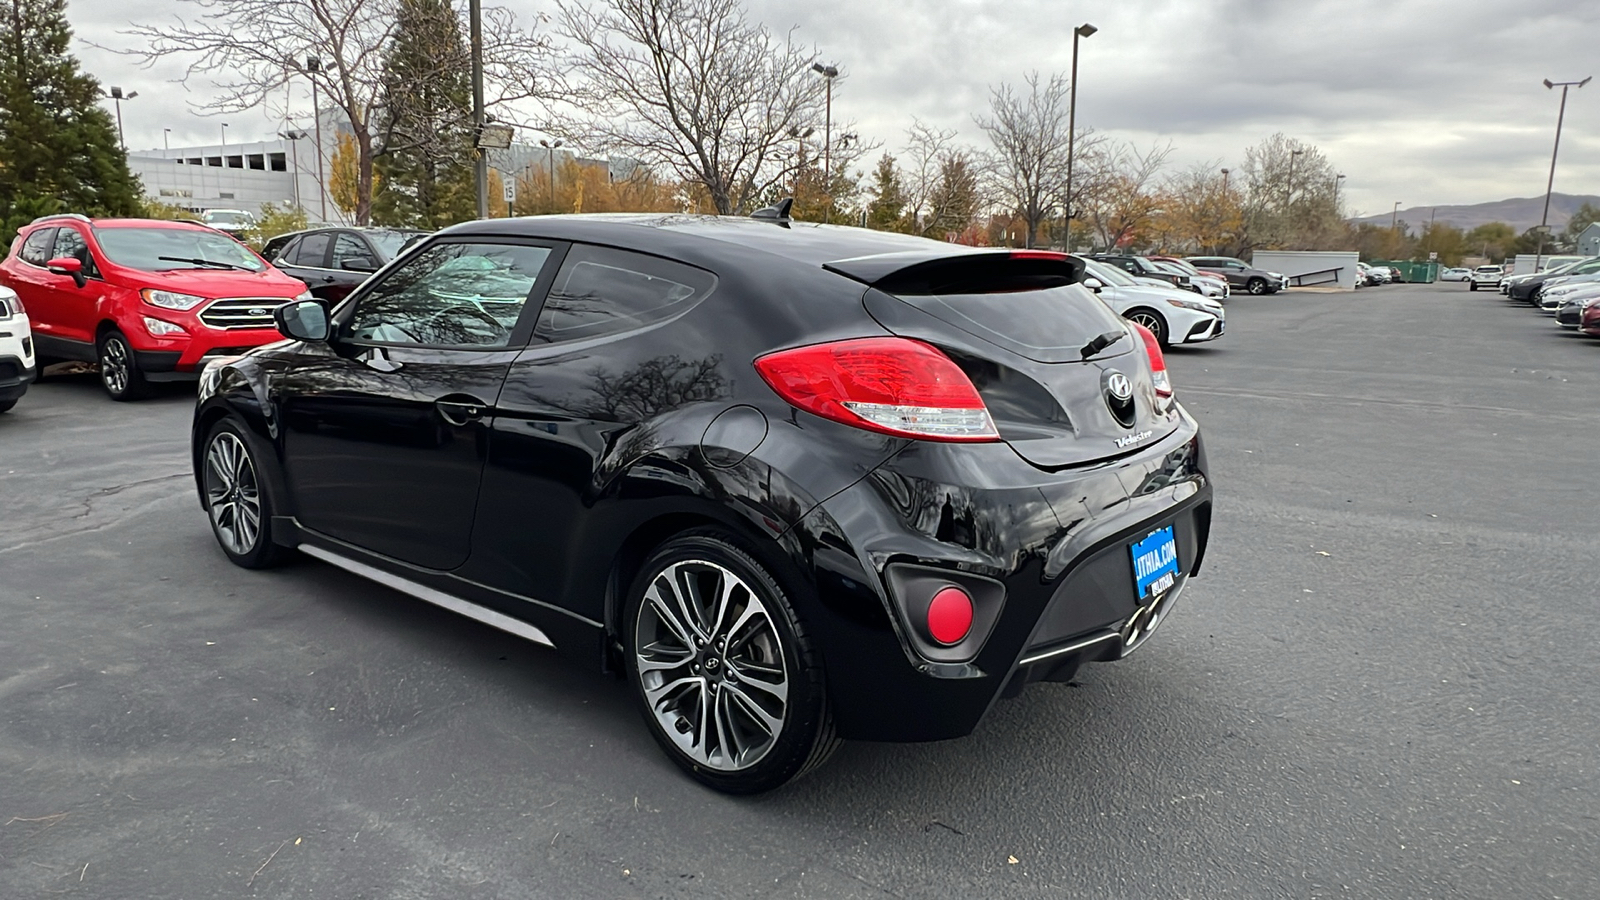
[1, 284, 1598, 898]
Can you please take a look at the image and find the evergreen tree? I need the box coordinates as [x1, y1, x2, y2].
[0, 0, 140, 242]
[371, 0, 476, 228]
[864, 153, 906, 231]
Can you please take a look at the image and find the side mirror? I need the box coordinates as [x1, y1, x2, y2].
[274, 299, 331, 342]
[46, 257, 87, 288]
[1082, 277, 1104, 292]
[340, 256, 379, 273]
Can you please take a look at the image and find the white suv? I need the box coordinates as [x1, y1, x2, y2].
[1468, 265, 1504, 292]
[0, 285, 35, 413]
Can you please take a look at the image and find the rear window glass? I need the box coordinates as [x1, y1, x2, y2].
[533, 244, 716, 344]
[20, 228, 56, 265]
[94, 226, 265, 272]
[884, 265, 1128, 364]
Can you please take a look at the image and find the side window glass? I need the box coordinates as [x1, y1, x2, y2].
[331, 233, 374, 267]
[264, 235, 297, 263]
[20, 228, 56, 266]
[52, 228, 95, 275]
[534, 244, 716, 344]
[347, 241, 552, 348]
[290, 232, 331, 268]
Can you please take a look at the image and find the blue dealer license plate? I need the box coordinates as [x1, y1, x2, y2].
[1130, 526, 1180, 599]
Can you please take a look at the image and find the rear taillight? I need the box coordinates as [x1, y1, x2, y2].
[1130, 322, 1173, 402]
[754, 337, 1000, 442]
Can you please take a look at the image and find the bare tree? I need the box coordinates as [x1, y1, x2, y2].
[554, 0, 825, 216]
[1237, 133, 1345, 252]
[121, 0, 553, 224]
[1079, 140, 1171, 251]
[973, 72, 1076, 249]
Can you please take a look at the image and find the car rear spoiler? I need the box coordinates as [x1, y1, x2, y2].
[823, 249, 1088, 293]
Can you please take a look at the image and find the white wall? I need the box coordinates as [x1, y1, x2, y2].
[1251, 250, 1361, 290]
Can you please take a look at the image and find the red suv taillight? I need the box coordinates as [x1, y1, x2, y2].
[754, 337, 1000, 442]
[1130, 322, 1173, 401]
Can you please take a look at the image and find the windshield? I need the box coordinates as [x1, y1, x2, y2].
[203, 211, 252, 226]
[95, 227, 266, 272]
[368, 230, 425, 260]
[1083, 259, 1140, 287]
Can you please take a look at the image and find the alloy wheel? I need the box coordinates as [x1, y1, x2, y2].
[634, 559, 789, 772]
[100, 335, 130, 395]
[1126, 310, 1166, 346]
[204, 432, 263, 555]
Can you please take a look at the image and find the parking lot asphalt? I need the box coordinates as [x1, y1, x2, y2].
[2, 281, 1598, 899]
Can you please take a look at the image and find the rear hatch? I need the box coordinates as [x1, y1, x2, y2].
[827, 251, 1182, 468]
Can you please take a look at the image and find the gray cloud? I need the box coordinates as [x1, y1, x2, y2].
[69, 0, 1599, 213]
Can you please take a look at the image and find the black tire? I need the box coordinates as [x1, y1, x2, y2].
[1469, 283, 1478, 292]
[1124, 308, 1169, 347]
[97, 329, 149, 401]
[1246, 277, 1268, 295]
[0, 398, 15, 414]
[623, 527, 838, 794]
[200, 418, 284, 569]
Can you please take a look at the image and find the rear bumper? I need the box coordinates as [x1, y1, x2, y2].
[791, 415, 1211, 742]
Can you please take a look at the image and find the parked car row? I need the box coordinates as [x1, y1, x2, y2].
[0, 216, 425, 407]
[1496, 254, 1600, 337]
[1355, 262, 1409, 286]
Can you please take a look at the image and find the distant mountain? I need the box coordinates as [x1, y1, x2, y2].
[1349, 193, 1600, 234]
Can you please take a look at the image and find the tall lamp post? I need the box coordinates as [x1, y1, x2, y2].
[305, 57, 328, 221]
[163, 127, 171, 152]
[1391, 201, 1402, 232]
[539, 139, 563, 210]
[811, 63, 839, 219]
[278, 130, 307, 213]
[1064, 22, 1096, 251]
[1534, 76, 1591, 271]
[1286, 148, 1304, 205]
[107, 87, 137, 151]
[220, 122, 229, 146]
[1334, 173, 1345, 210]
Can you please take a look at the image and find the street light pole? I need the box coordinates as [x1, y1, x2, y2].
[539, 139, 563, 211]
[163, 127, 171, 152]
[811, 63, 839, 221]
[306, 57, 328, 221]
[1064, 23, 1096, 251]
[279, 130, 306, 213]
[1391, 201, 1402, 232]
[1287, 148, 1303, 205]
[1535, 76, 1591, 271]
[1334, 173, 1345, 210]
[220, 122, 229, 146]
[108, 87, 136, 151]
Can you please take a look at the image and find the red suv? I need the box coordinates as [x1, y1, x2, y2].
[0, 215, 310, 399]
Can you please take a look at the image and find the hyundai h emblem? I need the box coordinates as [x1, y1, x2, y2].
[1106, 372, 1134, 401]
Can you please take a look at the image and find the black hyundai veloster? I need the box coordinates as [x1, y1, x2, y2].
[192, 210, 1212, 793]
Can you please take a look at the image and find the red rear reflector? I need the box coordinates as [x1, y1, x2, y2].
[754, 337, 999, 442]
[1129, 322, 1173, 399]
[927, 587, 974, 644]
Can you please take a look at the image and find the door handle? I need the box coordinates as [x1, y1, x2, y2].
[322, 275, 335, 283]
[436, 396, 489, 426]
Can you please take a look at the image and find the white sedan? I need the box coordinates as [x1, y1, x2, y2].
[1438, 267, 1470, 282]
[1080, 259, 1225, 347]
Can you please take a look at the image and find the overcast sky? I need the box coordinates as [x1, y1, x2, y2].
[72, 0, 1598, 217]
